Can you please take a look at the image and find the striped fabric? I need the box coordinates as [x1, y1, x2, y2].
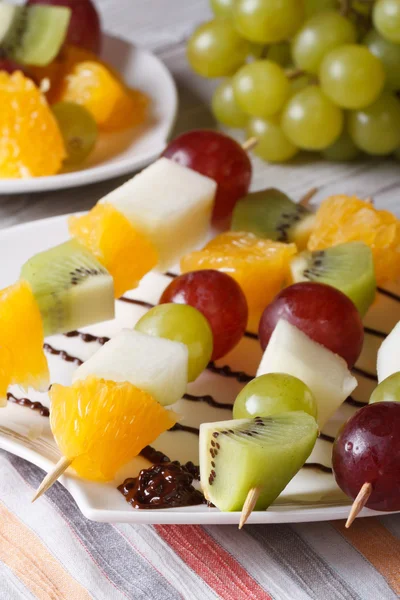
[0, 450, 399, 600]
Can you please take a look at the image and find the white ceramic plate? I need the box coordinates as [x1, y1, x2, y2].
[0, 35, 177, 195]
[0, 215, 399, 525]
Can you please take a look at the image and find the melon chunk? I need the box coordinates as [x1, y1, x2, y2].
[73, 329, 188, 406]
[257, 319, 357, 427]
[377, 320, 400, 383]
[100, 158, 216, 270]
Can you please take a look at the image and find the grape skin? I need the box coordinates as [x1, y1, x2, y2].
[322, 129, 361, 162]
[348, 93, 400, 155]
[320, 44, 385, 110]
[212, 79, 248, 128]
[248, 116, 299, 162]
[373, 0, 400, 44]
[233, 0, 305, 44]
[233, 60, 290, 118]
[364, 29, 400, 91]
[281, 86, 343, 151]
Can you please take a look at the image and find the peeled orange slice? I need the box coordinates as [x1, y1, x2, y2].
[50, 377, 178, 481]
[0, 281, 49, 401]
[69, 203, 158, 298]
[308, 195, 400, 284]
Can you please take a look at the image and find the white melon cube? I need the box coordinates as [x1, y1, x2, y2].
[101, 158, 216, 270]
[257, 319, 357, 427]
[377, 320, 400, 383]
[73, 329, 188, 406]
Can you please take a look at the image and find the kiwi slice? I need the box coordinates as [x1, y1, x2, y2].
[21, 239, 115, 336]
[0, 3, 71, 67]
[290, 241, 376, 316]
[231, 188, 316, 250]
[200, 412, 318, 512]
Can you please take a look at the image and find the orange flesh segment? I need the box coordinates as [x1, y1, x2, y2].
[0, 281, 49, 395]
[308, 195, 400, 285]
[50, 377, 178, 481]
[181, 232, 297, 332]
[69, 203, 158, 298]
[0, 72, 65, 178]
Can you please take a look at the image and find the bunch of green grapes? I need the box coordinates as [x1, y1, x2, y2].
[187, 0, 400, 162]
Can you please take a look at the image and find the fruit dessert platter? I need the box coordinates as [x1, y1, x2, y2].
[0, 0, 150, 178]
[0, 128, 399, 526]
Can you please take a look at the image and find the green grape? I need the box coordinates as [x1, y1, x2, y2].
[281, 85, 343, 151]
[210, 0, 234, 17]
[292, 11, 356, 75]
[289, 74, 310, 97]
[212, 78, 248, 128]
[52, 102, 97, 166]
[370, 372, 400, 404]
[135, 304, 213, 382]
[305, 0, 337, 18]
[322, 129, 361, 161]
[266, 42, 292, 67]
[233, 0, 305, 44]
[373, 0, 400, 44]
[233, 60, 290, 117]
[320, 44, 385, 109]
[348, 92, 400, 155]
[364, 30, 400, 91]
[233, 373, 317, 419]
[247, 116, 298, 162]
[187, 19, 251, 78]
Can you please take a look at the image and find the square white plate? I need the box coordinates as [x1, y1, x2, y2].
[0, 34, 177, 195]
[0, 214, 398, 524]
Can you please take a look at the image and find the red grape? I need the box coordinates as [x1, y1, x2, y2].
[162, 130, 252, 227]
[159, 270, 248, 360]
[0, 59, 33, 79]
[259, 282, 364, 368]
[332, 402, 400, 512]
[28, 0, 102, 55]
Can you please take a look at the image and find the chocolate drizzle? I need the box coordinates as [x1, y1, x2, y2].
[319, 432, 335, 444]
[207, 361, 253, 383]
[183, 392, 232, 411]
[171, 423, 200, 436]
[303, 463, 333, 474]
[346, 396, 367, 408]
[7, 393, 49, 417]
[352, 366, 378, 382]
[43, 343, 83, 366]
[363, 326, 387, 340]
[377, 286, 400, 302]
[118, 297, 155, 309]
[118, 462, 205, 509]
[64, 330, 110, 345]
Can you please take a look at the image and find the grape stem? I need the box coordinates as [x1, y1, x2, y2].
[32, 455, 73, 502]
[285, 67, 305, 80]
[345, 482, 373, 528]
[339, 0, 351, 16]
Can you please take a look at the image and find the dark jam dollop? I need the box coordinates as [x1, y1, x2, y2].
[118, 462, 205, 509]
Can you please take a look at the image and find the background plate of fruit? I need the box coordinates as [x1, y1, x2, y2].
[0, 128, 399, 526]
[0, 0, 177, 194]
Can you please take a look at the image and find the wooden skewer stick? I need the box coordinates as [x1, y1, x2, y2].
[345, 482, 372, 528]
[32, 456, 73, 503]
[242, 137, 258, 152]
[239, 487, 261, 529]
[299, 187, 318, 208]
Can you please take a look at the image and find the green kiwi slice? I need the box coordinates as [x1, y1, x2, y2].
[290, 241, 376, 316]
[200, 412, 318, 513]
[21, 239, 115, 336]
[0, 3, 71, 67]
[231, 188, 316, 250]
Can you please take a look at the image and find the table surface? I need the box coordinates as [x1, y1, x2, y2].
[0, 2, 399, 599]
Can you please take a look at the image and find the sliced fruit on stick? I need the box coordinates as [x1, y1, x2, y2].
[232, 188, 316, 250]
[0, 280, 49, 403]
[21, 239, 115, 336]
[290, 242, 376, 316]
[332, 402, 400, 526]
[257, 319, 357, 428]
[33, 377, 178, 500]
[0, 2, 71, 66]
[99, 158, 216, 271]
[69, 203, 158, 298]
[73, 329, 189, 406]
[200, 412, 318, 526]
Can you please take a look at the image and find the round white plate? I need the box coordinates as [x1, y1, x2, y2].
[0, 35, 178, 195]
[0, 215, 399, 524]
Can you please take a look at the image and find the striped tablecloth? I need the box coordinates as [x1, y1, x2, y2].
[1, 450, 399, 600]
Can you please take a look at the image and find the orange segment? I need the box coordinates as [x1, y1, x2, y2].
[181, 232, 297, 331]
[0, 72, 65, 178]
[0, 281, 49, 394]
[101, 88, 150, 132]
[69, 203, 158, 298]
[308, 195, 400, 284]
[0, 346, 12, 407]
[50, 377, 178, 481]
